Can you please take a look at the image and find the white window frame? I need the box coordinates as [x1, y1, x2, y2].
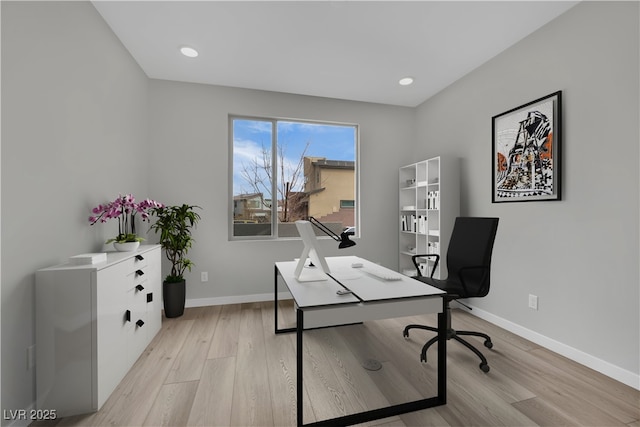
[229, 115, 360, 241]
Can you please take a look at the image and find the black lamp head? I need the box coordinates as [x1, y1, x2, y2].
[339, 232, 356, 249]
[307, 216, 356, 249]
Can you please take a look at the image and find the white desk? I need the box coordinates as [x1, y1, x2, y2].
[274, 256, 447, 426]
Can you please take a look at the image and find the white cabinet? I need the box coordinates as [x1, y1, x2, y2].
[399, 157, 459, 278]
[35, 245, 162, 417]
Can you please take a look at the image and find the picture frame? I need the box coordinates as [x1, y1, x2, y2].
[492, 91, 562, 203]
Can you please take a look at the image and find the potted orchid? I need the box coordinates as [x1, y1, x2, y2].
[89, 194, 163, 251]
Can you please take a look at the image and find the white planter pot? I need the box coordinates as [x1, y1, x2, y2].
[113, 241, 140, 252]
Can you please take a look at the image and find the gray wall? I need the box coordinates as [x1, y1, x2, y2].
[414, 1, 639, 383]
[1, 1, 150, 418]
[1, 0, 638, 420]
[147, 80, 415, 302]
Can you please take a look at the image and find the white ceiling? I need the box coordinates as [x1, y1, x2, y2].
[92, 1, 578, 107]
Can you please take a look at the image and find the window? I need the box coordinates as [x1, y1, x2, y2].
[231, 116, 358, 239]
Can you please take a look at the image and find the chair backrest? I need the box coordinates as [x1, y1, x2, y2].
[446, 217, 499, 298]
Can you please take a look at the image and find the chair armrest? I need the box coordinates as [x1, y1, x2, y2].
[411, 254, 440, 278]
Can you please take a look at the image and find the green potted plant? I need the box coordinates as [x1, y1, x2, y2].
[149, 203, 201, 318]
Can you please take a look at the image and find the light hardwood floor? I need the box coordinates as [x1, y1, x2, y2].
[39, 301, 639, 427]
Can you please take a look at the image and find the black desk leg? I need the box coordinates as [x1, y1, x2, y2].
[437, 298, 447, 403]
[278, 284, 447, 426]
[293, 301, 446, 427]
[275, 266, 296, 335]
[296, 308, 304, 427]
[274, 266, 279, 334]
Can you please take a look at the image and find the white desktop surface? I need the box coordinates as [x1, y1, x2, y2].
[326, 256, 444, 302]
[276, 256, 444, 309]
[275, 258, 360, 308]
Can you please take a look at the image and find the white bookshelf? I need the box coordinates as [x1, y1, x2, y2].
[399, 156, 459, 278]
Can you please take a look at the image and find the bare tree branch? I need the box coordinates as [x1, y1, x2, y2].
[240, 140, 311, 222]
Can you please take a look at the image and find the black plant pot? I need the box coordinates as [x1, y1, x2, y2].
[163, 279, 186, 318]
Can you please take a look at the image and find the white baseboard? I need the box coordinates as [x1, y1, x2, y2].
[465, 304, 640, 391]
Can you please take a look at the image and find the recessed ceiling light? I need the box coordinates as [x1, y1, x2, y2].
[180, 46, 199, 58]
[399, 77, 414, 86]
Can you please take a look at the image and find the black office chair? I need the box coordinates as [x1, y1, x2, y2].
[403, 217, 499, 372]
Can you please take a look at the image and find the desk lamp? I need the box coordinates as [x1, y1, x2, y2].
[308, 216, 356, 249]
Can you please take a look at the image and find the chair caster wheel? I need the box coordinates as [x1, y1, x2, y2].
[403, 332, 410, 340]
[420, 356, 427, 364]
[479, 363, 490, 373]
[484, 340, 493, 349]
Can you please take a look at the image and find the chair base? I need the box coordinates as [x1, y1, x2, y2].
[403, 323, 493, 373]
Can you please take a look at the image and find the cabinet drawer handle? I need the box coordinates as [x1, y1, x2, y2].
[135, 255, 144, 261]
[135, 284, 145, 292]
[136, 319, 145, 328]
[147, 292, 153, 303]
[135, 269, 145, 276]
[125, 310, 131, 322]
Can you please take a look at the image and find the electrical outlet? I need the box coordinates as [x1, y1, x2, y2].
[528, 294, 538, 310]
[201, 272, 208, 282]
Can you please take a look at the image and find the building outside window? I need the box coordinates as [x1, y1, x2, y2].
[230, 116, 358, 239]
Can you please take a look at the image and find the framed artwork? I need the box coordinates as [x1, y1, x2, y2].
[492, 91, 562, 203]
